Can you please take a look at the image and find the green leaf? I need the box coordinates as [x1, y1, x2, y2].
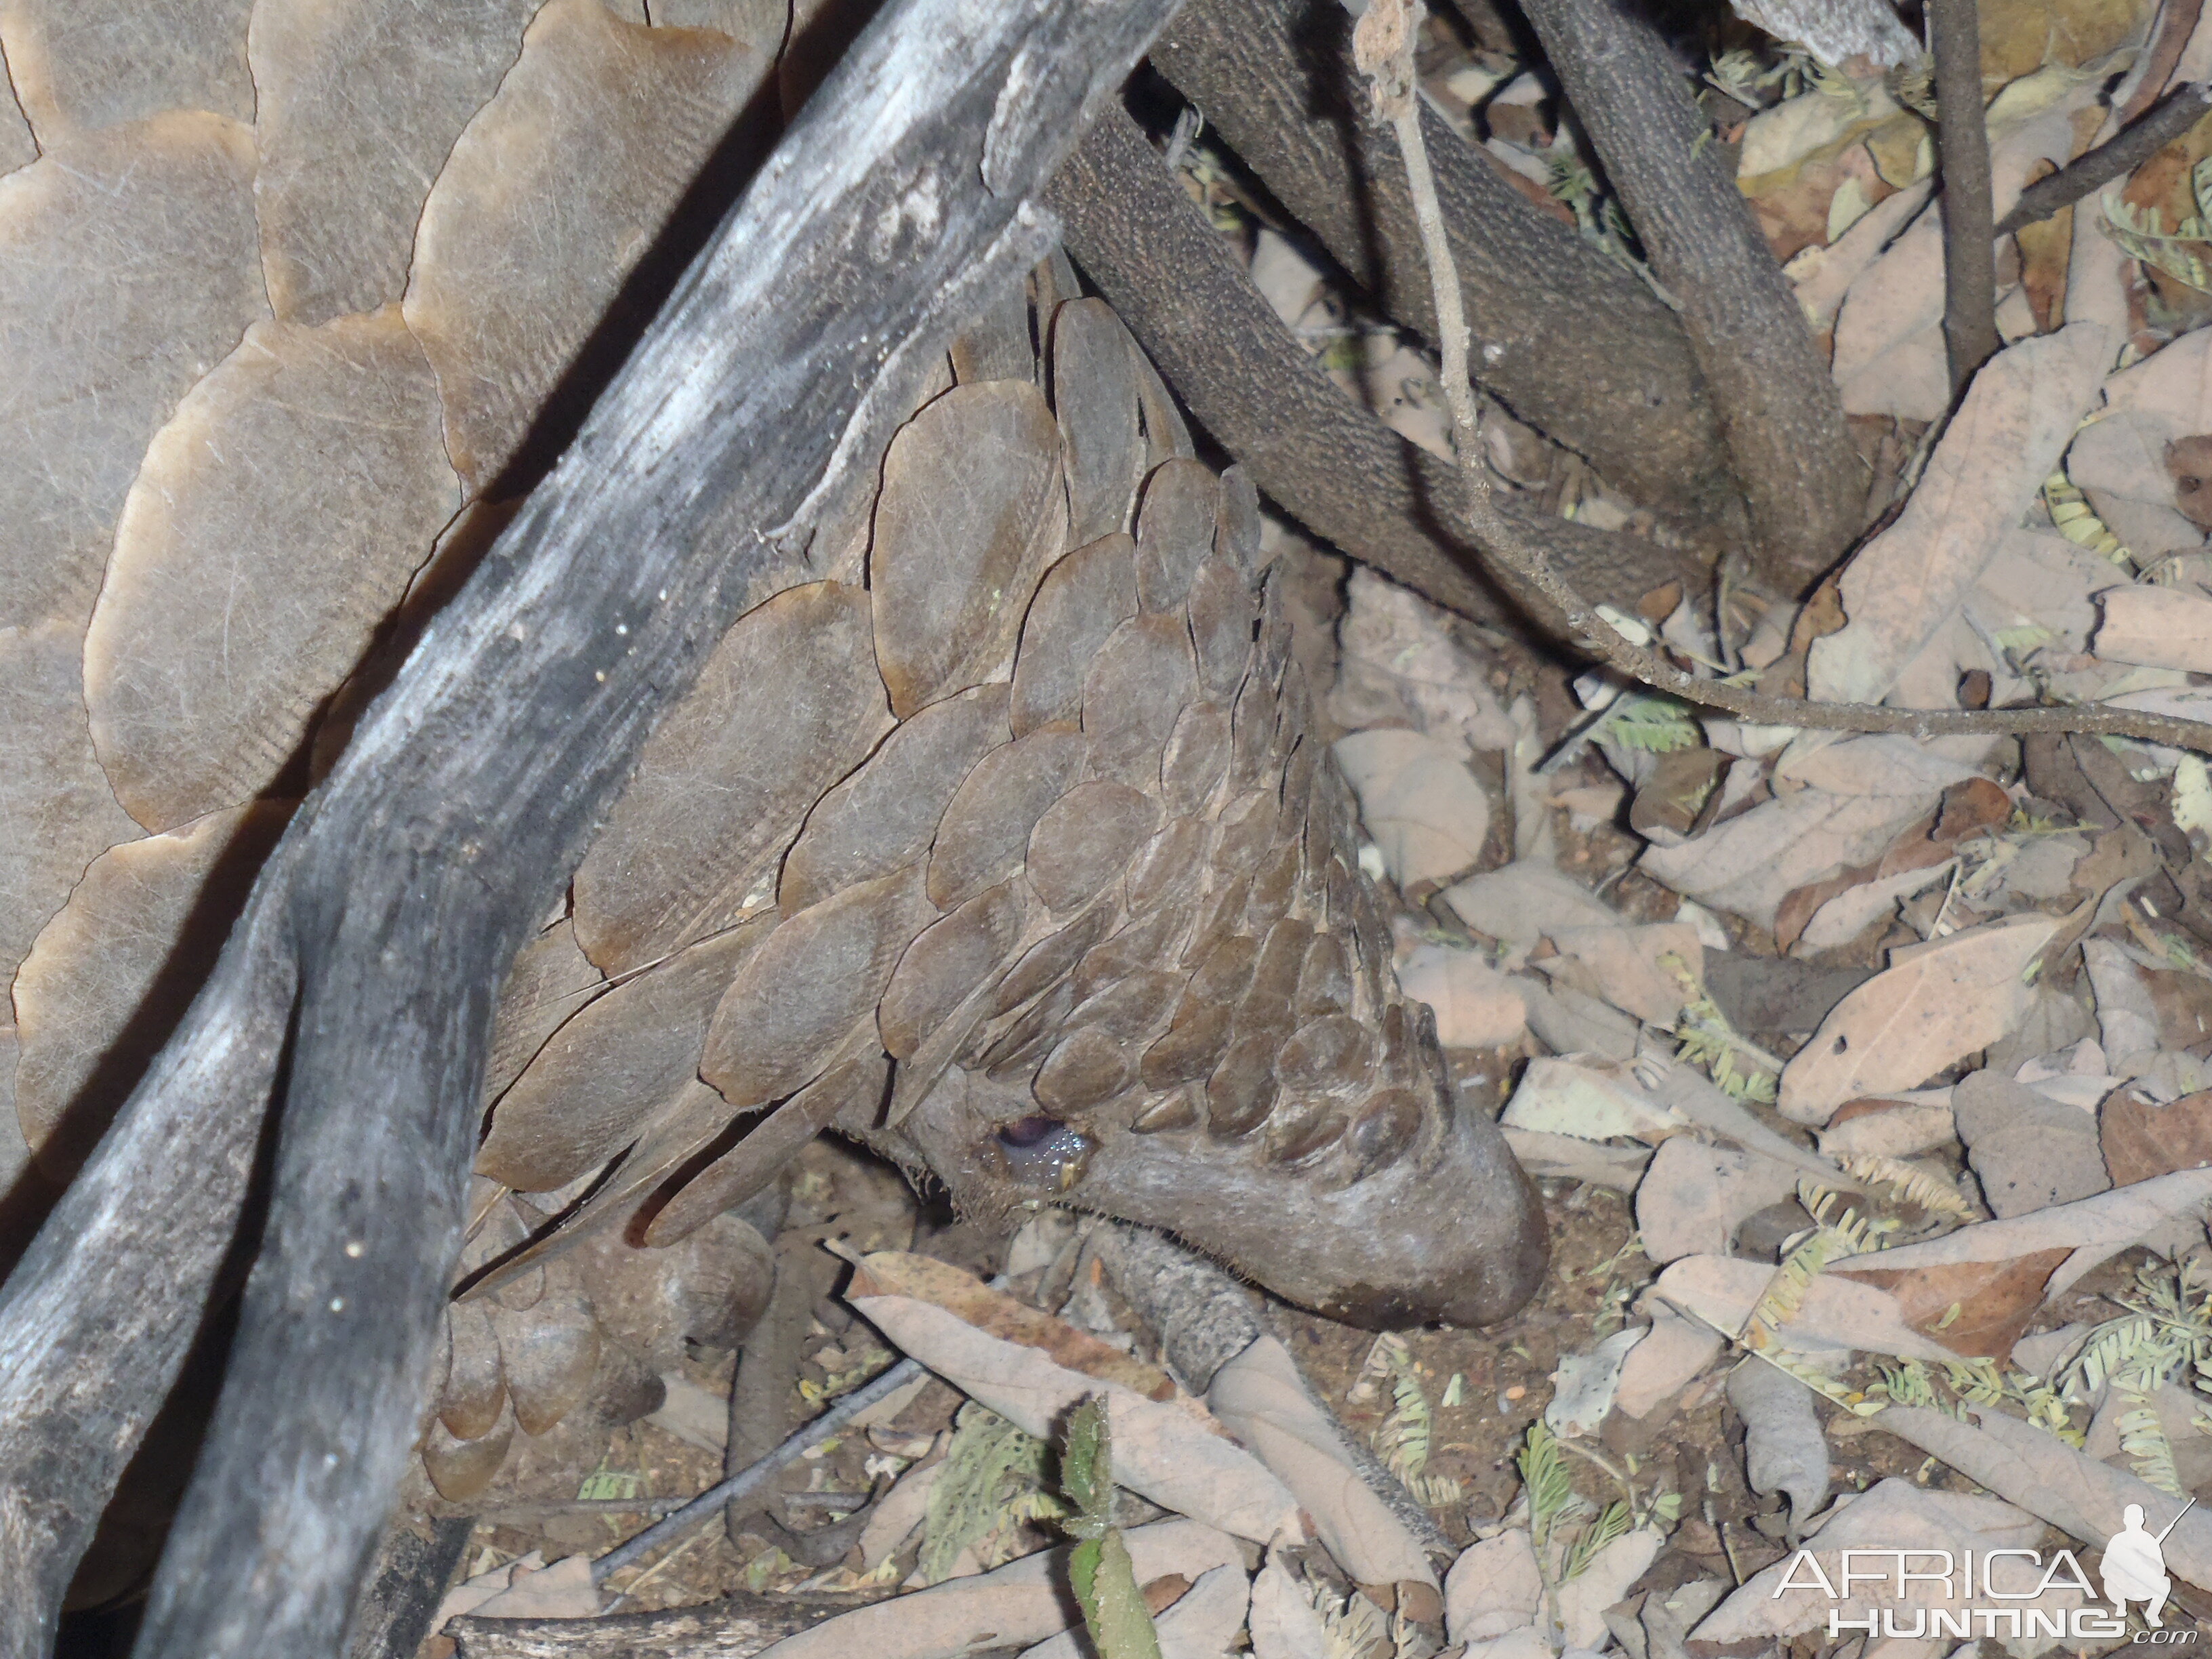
[1071, 1531, 1164, 1659]
[1063, 1396, 1113, 1535]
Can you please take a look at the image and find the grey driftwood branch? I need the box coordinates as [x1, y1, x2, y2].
[1514, 0, 1868, 594]
[1046, 100, 1702, 632]
[1143, 0, 1750, 550]
[0, 0, 1182, 1652]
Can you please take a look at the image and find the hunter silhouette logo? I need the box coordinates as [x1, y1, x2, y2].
[2103, 1500, 2192, 1629]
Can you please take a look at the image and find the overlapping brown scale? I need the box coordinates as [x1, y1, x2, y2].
[1182, 935, 1259, 1012]
[1065, 970, 1183, 1045]
[1338, 1087, 1427, 1183]
[640, 1044, 888, 1247]
[947, 275, 1036, 385]
[991, 900, 1118, 1017]
[1185, 560, 1257, 703]
[1275, 1014, 1374, 1094]
[1227, 672, 1277, 797]
[421, 1411, 515, 1502]
[402, 0, 771, 489]
[1179, 873, 1250, 971]
[571, 580, 890, 975]
[476, 914, 772, 1193]
[0, 89, 29, 174]
[1202, 1033, 1277, 1139]
[1160, 701, 1231, 818]
[1213, 790, 1278, 874]
[975, 980, 1079, 1079]
[1259, 1104, 1348, 1167]
[1026, 779, 1158, 914]
[781, 684, 1009, 914]
[84, 309, 460, 832]
[577, 1209, 776, 1357]
[488, 1259, 602, 1436]
[0, 111, 265, 632]
[1071, 908, 1188, 1002]
[1050, 298, 1145, 546]
[878, 883, 1025, 1061]
[1130, 341, 1194, 472]
[249, 0, 540, 325]
[1242, 840, 1303, 930]
[13, 801, 288, 1180]
[0, 0, 254, 143]
[870, 380, 1069, 717]
[1138, 1002, 1233, 1091]
[0, 623, 141, 991]
[1033, 1029, 1135, 1112]
[1081, 614, 1195, 790]
[1124, 816, 1208, 914]
[1008, 533, 1136, 737]
[1128, 1088, 1200, 1134]
[1132, 459, 1216, 613]
[926, 725, 1086, 909]
[1235, 918, 1314, 1045]
[483, 920, 609, 1106]
[1296, 933, 1353, 1019]
[1214, 465, 1263, 575]
[438, 1302, 508, 1441]
[700, 863, 934, 1111]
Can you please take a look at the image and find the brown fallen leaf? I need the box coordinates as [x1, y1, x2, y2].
[1773, 777, 2008, 953]
[1777, 913, 2061, 1125]
[1831, 1246, 2071, 1361]
[2101, 1087, 2212, 1185]
[845, 1252, 1175, 1401]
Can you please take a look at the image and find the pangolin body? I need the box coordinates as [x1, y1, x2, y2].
[0, 0, 1544, 1510]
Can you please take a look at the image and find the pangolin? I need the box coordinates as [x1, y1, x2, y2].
[0, 0, 1544, 1513]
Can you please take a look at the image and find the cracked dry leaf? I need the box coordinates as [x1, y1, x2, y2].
[0, 0, 253, 143]
[0, 622, 142, 987]
[571, 580, 891, 976]
[14, 800, 289, 1181]
[0, 111, 266, 633]
[1950, 1068, 2109, 1220]
[872, 380, 1070, 718]
[249, 0, 541, 325]
[403, 0, 771, 489]
[84, 310, 459, 832]
[475, 913, 771, 1192]
[1443, 1530, 1541, 1644]
[1776, 913, 2062, 1125]
[1248, 1554, 1330, 1659]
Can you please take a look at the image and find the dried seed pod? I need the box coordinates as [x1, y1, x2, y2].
[870, 379, 1068, 716]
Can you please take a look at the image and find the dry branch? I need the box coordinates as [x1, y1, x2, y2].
[1514, 0, 1867, 593]
[1995, 81, 2212, 236]
[0, 0, 1182, 1652]
[1145, 0, 1748, 547]
[1929, 0, 2001, 392]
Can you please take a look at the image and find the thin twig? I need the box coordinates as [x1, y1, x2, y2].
[1996, 82, 2212, 236]
[1349, 0, 2212, 758]
[1928, 0, 2000, 394]
[590, 1356, 923, 1584]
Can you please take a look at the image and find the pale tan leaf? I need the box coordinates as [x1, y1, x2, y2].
[1556, 1529, 1662, 1649]
[249, 0, 539, 324]
[1205, 1334, 1437, 1589]
[0, 111, 266, 632]
[2068, 327, 2212, 526]
[846, 1291, 1303, 1545]
[1248, 1553, 1331, 1659]
[1634, 1137, 1803, 1265]
[2094, 584, 2212, 673]
[402, 0, 770, 489]
[457, 1553, 601, 1620]
[1332, 729, 1490, 893]
[1650, 1255, 1957, 1360]
[1540, 921, 1702, 1026]
[1777, 913, 2062, 1125]
[1611, 1303, 1723, 1420]
[1395, 943, 1527, 1048]
[1445, 1529, 1542, 1644]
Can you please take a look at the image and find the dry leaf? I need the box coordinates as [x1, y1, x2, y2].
[1204, 1334, 1437, 1589]
[1500, 1128, 1652, 1191]
[1500, 1057, 1684, 1145]
[1818, 1094, 1957, 1158]
[1652, 1255, 1956, 1360]
[1832, 1246, 2072, 1360]
[847, 1253, 1175, 1400]
[1332, 729, 1490, 893]
[1395, 943, 1528, 1048]
[2094, 584, 2212, 673]
[1776, 914, 2062, 1125]
[1546, 1327, 1645, 1439]
[2102, 1087, 2212, 1183]
[1811, 325, 2112, 707]
[1538, 922, 1701, 1026]
[1439, 861, 1619, 954]
[846, 1289, 1302, 1545]
[1248, 1553, 1331, 1659]
[1950, 1069, 2109, 1220]
[1877, 1403, 2212, 1593]
[743, 1520, 1244, 1659]
[1727, 1361, 1828, 1537]
[1613, 1303, 1723, 1420]
[2068, 327, 2212, 533]
[1687, 1479, 2068, 1645]
[1634, 1138, 1803, 1265]
[1445, 1530, 1542, 1645]
[460, 1552, 600, 1620]
[1826, 1168, 2212, 1303]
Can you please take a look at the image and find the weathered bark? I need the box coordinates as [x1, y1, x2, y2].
[0, 0, 1182, 1651]
[1048, 102, 1699, 633]
[1515, 0, 1866, 593]
[1145, 0, 1747, 546]
[348, 1516, 476, 1659]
